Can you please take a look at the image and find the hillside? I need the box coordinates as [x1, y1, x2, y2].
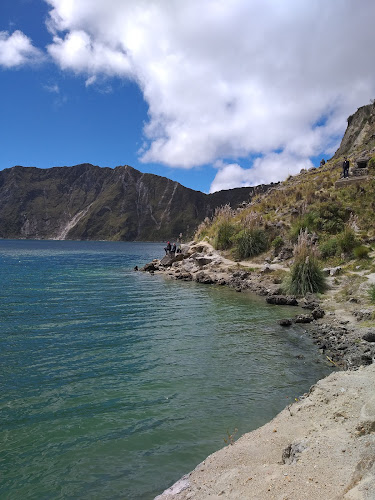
[195, 103, 375, 267]
[0, 164, 271, 241]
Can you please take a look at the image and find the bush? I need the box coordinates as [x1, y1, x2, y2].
[320, 237, 339, 259]
[353, 245, 370, 259]
[214, 221, 236, 250]
[337, 228, 359, 255]
[232, 228, 268, 260]
[271, 235, 284, 254]
[290, 202, 348, 241]
[284, 230, 326, 295]
[368, 284, 375, 303]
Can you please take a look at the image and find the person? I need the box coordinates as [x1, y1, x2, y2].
[320, 158, 325, 167]
[343, 157, 350, 178]
[164, 241, 171, 255]
[171, 242, 176, 254]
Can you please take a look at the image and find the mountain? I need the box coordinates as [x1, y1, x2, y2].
[0, 163, 272, 241]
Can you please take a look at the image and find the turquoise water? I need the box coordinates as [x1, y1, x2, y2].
[0, 240, 332, 499]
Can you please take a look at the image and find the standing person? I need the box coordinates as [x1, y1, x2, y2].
[171, 242, 176, 255]
[320, 158, 325, 167]
[343, 157, 350, 178]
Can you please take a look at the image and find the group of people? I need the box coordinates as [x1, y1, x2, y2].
[164, 241, 181, 256]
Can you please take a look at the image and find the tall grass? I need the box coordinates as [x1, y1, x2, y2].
[232, 228, 268, 260]
[284, 230, 326, 295]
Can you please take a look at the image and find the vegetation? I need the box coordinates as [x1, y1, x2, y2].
[232, 227, 269, 260]
[283, 230, 326, 295]
[368, 284, 375, 303]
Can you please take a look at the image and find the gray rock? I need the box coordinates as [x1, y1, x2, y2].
[282, 442, 307, 464]
[266, 295, 299, 306]
[362, 331, 375, 342]
[279, 318, 292, 327]
[294, 314, 314, 323]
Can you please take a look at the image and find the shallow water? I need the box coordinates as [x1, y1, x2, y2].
[0, 240, 332, 499]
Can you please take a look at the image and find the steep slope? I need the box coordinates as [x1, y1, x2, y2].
[0, 163, 271, 241]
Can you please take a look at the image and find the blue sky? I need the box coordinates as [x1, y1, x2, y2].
[1, 0, 375, 193]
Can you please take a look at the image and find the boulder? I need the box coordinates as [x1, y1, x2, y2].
[279, 318, 293, 327]
[294, 314, 314, 323]
[362, 331, 375, 342]
[266, 295, 299, 306]
[142, 262, 159, 272]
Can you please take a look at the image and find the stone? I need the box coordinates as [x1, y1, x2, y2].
[266, 295, 299, 306]
[312, 307, 325, 320]
[279, 319, 292, 327]
[294, 314, 314, 323]
[362, 331, 375, 342]
[142, 262, 159, 272]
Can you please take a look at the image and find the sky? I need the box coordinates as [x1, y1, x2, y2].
[1, 1, 375, 193]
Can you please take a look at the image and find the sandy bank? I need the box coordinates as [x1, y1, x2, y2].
[156, 364, 375, 500]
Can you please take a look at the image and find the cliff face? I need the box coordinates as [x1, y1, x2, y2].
[0, 163, 271, 241]
[334, 102, 375, 157]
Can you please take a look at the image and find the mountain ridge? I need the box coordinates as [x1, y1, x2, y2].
[0, 162, 273, 241]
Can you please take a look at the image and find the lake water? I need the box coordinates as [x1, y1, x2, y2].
[0, 240, 332, 499]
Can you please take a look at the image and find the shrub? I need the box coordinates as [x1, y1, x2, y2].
[232, 228, 268, 260]
[368, 284, 375, 303]
[271, 235, 284, 254]
[214, 221, 236, 250]
[353, 245, 370, 259]
[284, 230, 326, 295]
[337, 228, 359, 255]
[320, 237, 339, 259]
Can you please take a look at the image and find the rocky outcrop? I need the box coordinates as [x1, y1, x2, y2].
[334, 102, 375, 158]
[0, 164, 274, 241]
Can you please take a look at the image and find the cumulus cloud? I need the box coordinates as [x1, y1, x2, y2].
[210, 154, 313, 193]
[0, 30, 44, 67]
[43, 0, 375, 187]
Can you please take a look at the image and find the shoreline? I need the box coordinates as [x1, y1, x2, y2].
[140, 241, 375, 499]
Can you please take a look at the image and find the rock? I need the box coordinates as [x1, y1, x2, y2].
[261, 264, 273, 273]
[160, 255, 176, 266]
[279, 318, 292, 327]
[362, 331, 375, 342]
[194, 271, 214, 284]
[312, 307, 325, 320]
[278, 247, 294, 261]
[142, 262, 159, 272]
[323, 266, 342, 276]
[282, 441, 307, 465]
[294, 314, 314, 323]
[266, 295, 299, 306]
[354, 309, 373, 321]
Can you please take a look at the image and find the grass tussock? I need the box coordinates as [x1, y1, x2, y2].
[283, 230, 326, 295]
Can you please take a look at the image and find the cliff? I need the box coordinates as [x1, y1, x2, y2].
[0, 163, 271, 241]
[334, 102, 375, 158]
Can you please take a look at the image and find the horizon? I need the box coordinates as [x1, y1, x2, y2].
[1, 0, 375, 193]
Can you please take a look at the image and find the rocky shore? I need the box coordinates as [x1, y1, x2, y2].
[142, 241, 375, 371]
[140, 241, 375, 499]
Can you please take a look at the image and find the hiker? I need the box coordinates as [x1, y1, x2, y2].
[164, 241, 171, 255]
[171, 243, 176, 255]
[343, 157, 350, 178]
[320, 158, 325, 167]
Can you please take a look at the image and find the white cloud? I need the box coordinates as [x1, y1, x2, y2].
[210, 154, 314, 193]
[0, 30, 44, 67]
[43, 0, 375, 187]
